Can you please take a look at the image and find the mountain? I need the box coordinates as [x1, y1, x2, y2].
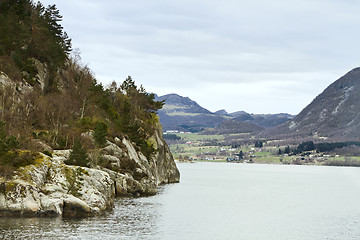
[154, 94, 225, 132]
[263, 67, 360, 139]
[229, 111, 250, 117]
[155, 93, 212, 114]
[214, 109, 230, 116]
[155, 93, 293, 133]
[249, 113, 294, 128]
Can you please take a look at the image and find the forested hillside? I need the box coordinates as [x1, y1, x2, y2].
[0, 0, 165, 174]
[0, 0, 71, 86]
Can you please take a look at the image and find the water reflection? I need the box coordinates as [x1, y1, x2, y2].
[0, 194, 163, 240]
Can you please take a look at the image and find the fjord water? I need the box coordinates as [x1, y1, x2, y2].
[1, 163, 360, 240]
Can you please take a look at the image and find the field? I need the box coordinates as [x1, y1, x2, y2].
[166, 132, 360, 166]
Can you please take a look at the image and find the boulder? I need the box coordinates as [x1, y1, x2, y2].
[0, 155, 115, 217]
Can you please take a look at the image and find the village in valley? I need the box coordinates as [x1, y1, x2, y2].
[164, 130, 360, 166]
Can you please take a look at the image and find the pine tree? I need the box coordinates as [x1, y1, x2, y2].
[239, 150, 244, 160]
[93, 121, 108, 147]
[0, 121, 8, 154]
[65, 139, 89, 167]
[284, 145, 290, 154]
[255, 141, 263, 148]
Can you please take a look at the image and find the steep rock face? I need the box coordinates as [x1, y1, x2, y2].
[0, 126, 180, 217]
[0, 72, 33, 101]
[150, 126, 180, 184]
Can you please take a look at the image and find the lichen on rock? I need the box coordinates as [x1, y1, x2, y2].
[0, 126, 179, 217]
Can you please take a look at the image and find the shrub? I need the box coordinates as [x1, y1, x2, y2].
[0, 150, 42, 178]
[140, 140, 157, 160]
[77, 117, 94, 131]
[42, 150, 53, 157]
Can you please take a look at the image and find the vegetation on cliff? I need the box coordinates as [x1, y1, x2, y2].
[0, 0, 71, 85]
[0, 0, 165, 176]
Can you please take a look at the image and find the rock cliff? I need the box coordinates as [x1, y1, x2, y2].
[0, 127, 179, 217]
[0, 1, 180, 218]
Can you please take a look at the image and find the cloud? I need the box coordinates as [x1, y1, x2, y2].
[40, 0, 360, 114]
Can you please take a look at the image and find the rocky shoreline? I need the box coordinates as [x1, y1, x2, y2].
[0, 129, 180, 217]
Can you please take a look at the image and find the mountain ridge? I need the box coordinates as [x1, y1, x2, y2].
[263, 67, 360, 140]
[155, 93, 294, 133]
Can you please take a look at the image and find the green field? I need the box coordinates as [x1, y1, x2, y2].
[170, 132, 254, 161]
[176, 133, 225, 141]
[167, 132, 360, 166]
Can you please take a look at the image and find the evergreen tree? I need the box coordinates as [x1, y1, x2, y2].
[65, 139, 89, 167]
[0, 121, 19, 168]
[0, 121, 8, 154]
[255, 141, 263, 148]
[239, 150, 244, 160]
[284, 145, 290, 154]
[120, 76, 136, 94]
[93, 121, 108, 147]
[297, 141, 315, 152]
[0, 121, 18, 153]
[0, 0, 72, 85]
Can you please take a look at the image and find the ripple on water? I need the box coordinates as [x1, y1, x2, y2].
[1, 163, 360, 240]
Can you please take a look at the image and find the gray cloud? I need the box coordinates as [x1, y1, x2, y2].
[40, 0, 360, 114]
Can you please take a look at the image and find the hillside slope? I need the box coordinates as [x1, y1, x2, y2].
[204, 119, 264, 134]
[263, 67, 360, 139]
[155, 93, 225, 132]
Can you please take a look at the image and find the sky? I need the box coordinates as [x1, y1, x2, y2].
[40, 0, 360, 115]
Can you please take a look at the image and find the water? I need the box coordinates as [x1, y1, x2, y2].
[1, 162, 360, 239]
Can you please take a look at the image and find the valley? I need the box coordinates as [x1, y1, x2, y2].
[165, 132, 360, 166]
[159, 68, 360, 167]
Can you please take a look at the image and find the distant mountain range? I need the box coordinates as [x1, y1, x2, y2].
[154, 94, 293, 133]
[264, 67, 360, 140]
[154, 94, 225, 132]
[156, 67, 360, 140]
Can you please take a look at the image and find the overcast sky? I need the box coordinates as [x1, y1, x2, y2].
[40, 0, 360, 114]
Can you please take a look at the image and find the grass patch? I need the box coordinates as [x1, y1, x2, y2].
[176, 133, 225, 141]
[167, 112, 201, 116]
[162, 105, 187, 111]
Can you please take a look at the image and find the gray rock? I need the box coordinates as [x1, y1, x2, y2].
[0, 124, 179, 217]
[0, 155, 114, 217]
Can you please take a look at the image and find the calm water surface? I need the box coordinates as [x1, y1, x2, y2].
[1, 162, 360, 239]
